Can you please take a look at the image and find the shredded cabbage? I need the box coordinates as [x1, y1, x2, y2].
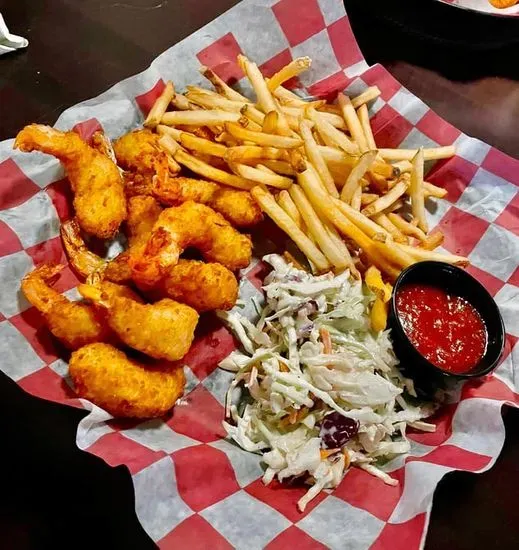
[219, 255, 436, 512]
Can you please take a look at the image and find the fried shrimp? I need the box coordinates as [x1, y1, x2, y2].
[61, 217, 239, 311]
[61, 219, 133, 284]
[14, 124, 126, 239]
[78, 284, 199, 361]
[69, 343, 186, 418]
[163, 259, 238, 311]
[130, 201, 252, 288]
[126, 195, 164, 248]
[21, 264, 111, 349]
[153, 176, 263, 228]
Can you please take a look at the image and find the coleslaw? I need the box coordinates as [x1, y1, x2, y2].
[219, 255, 436, 512]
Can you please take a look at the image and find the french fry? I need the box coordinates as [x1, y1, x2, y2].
[362, 179, 409, 217]
[171, 93, 197, 111]
[357, 104, 377, 150]
[240, 104, 266, 126]
[162, 109, 241, 126]
[337, 93, 369, 153]
[289, 185, 350, 271]
[379, 145, 456, 162]
[298, 169, 399, 278]
[300, 120, 337, 197]
[423, 181, 448, 199]
[226, 145, 287, 163]
[272, 84, 307, 106]
[263, 111, 279, 134]
[282, 106, 347, 129]
[158, 134, 181, 156]
[387, 213, 427, 242]
[392, 160, 413, 174]
[260, 160, 297, 176]
[167, 156, 181, 174]
[185, 91, 245, 113]
[372, 213, 408, 244]
[351, 185, 362, 211]
[278, 190, 304, 229]
[420, 231, 444, 250]
[397, 243, 469, 266]
[373, 238, 415, 269]
[341, 150, 378, 203]
[351, 86, 381, 109]
[232, 163, 293, 189]
[199, 65, 251, 103]
[144, 81, 175, 128]
[333, 198, 389, 240]
[251, 186, 331, 272]
[318, 146, 395, 180]
[267, 56, 312, 92]
[307, 107, 359, 156]
[225, 122, 303, 148]
[409, 148, 428, 232]
[174, 149, 254, 190]
[157, 124, 182, 141]
[361, 193, 379, 206]
[179, 132, 228, 158]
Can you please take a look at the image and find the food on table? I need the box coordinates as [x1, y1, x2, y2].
[396, 283, 487, 373]
[220, 254, 436, 512]
[126, 195, 164, 248]
[488, 0, 518, 8]
[14, 124, 126, 239]
[78, 283, 199, 361]
[69, 342, 185, 418]
[129, 201, 253, 288]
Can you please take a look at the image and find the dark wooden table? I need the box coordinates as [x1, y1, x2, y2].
[1, 1, 518, 549]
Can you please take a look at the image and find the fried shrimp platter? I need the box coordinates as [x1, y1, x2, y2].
[14, 124, 126, 239]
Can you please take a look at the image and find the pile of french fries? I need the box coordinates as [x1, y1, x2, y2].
[143, 54, 468, 290]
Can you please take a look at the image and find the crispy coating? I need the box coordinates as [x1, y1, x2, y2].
[126, 195, 163, 248]
[153, 176, 263, 228]
[21, 264, 111, 350]
[61, 217, 239, 311]
[114, 129, 165, 175]
[14, 124, 126, 239]
[69, 343, 186, 418]
[130, 201, 252, 288]
[163, 259, 238, 312]
[79, 284, 199, 361]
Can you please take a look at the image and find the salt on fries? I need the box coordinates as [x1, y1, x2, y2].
[148, 53, 464, 295]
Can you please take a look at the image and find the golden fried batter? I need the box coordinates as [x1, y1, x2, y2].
[153, 176, 262, 228]
[126, 195, 163, 248]
[163, 259, 238, 312]
[21, 264, 111, 350]
[69, 343, 186, 418]
[130, 201, 252, 288]
[79, 284, 199, 361]
[61, 217, 239, 311]
[14, 125, 126, 239]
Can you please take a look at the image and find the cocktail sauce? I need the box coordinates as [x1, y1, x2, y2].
[396, 283, 487, 374]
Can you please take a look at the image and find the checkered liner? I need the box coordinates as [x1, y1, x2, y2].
[1, 0, 518, 548]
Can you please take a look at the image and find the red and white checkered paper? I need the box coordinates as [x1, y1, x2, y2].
[1, 0, 518, 548]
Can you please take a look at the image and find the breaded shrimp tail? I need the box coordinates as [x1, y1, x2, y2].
[15, 124, 126, 239]
[69, 343, 186, 418]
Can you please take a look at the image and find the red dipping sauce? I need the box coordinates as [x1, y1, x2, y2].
[396, 283, 487, 374]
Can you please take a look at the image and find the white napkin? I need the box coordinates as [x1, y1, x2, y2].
[0, 13, 28, 56]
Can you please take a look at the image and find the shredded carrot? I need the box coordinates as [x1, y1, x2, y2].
[279, 363, 290, 372]
[343, 449, 351, 469]
[320, 449, 339, 459]
[319, 327, 333, 354]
